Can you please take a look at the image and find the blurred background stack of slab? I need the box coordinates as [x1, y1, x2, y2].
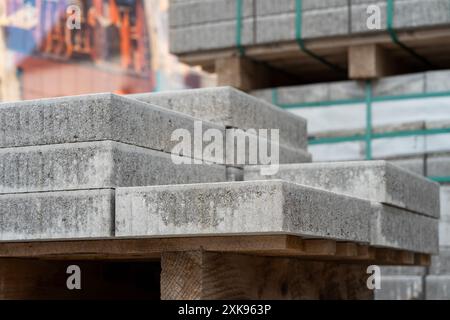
[170, 0, 450, 86]
[167, 0, 450, 300]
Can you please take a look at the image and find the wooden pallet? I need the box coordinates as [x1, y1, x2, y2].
[177, 27, 450, 91]
[0, 235, 431, 300]
[0, 235, 431, 265]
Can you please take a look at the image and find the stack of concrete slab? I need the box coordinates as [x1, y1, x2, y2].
[0, 89, 311, 241]
[0, 93, 228, 240]
[425, 183, 450, 299]
[169, 0, 450, 55]
[129, 86, 312, 180]
[244, 161, 440, 254]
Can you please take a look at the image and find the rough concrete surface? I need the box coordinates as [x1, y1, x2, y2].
[0, 93, 225, 163]
[115, 180, 370, 242]
[0, 189, 115, 240]
[0, 141, 227, 193]
[130, 87, 308, 150]
[244, 161, 440, 218]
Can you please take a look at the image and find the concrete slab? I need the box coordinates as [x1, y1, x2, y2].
[244, 161, 440, 218]
[429, 248, 450, 275]
[387, 157, 425, 176]
[226, 167, 243, 182]
[0, 189, 114, 241]
[169, 0, 254, 28]
[0, 141, 227, 194]
[351, 0, 450, 34]
[381, 266, 426, 276]
[439, 220, 450, 247]
[130, 87, 308, 150]
[169, 18, 255, 54]
[255, 8, 349, 44]
[225, 129, 311, 167]
[426, 275, 450, 300]
[371, 203, 438, 254]
[441, 186, 450, 219]
[115, 180, 370, 243]
[375, 276, 424, 300]
[0, 93, 225, 164]
[427, 154, 450, 178]
[256, 0, 348, 16]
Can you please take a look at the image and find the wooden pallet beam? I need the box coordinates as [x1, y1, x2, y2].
[160, 250, 374, 300]
[348, 43, 407, 79]
[215, 55, 298, 92]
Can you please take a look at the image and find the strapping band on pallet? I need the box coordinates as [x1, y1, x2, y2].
[386, 0, 435, 68]
[271, 82, 450, 181]
[295, 0, 346, 74]
[236, 0, 246, 56]
[364, 80, 373, 160]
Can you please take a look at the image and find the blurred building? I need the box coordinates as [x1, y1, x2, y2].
[0, 0, 214, 102]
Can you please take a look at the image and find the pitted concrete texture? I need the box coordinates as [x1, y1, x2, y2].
[244, 161, 440, 218]
[115, 180, 370, 242]
[0, 93, 225, 163]
[0, 141, 227, 194]
[0, 189, 114, 240]
[371, 203, 438, 254]
[129, 87, 308, 150]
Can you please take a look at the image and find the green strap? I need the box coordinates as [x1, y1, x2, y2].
[236, 0, 245, 56]
[276, 90, 450, 109]
[365, 81, 373, 160]
[386, 0, 435, 68]
[429, 176, 450, 183]
[295, 0, 346, 74]
[309, 127, 450, 145]
[271, 88, 279, 105]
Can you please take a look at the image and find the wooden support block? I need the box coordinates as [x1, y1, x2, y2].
[160, 251, 374, 300]
[336, 243, 359, 257]
[304, 240, 336, 256]
[375, 248, 399, 264]
[357, 245, 375, 260]
[348, 44, 405, 79]
[399, 251, 415, 265]
[215, 55, 298, 92]
[414, 253, 431, 267]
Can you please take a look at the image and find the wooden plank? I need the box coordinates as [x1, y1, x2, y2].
[160, 251, 374, 300]
[414, 253, 431, 267]
[304, 240, 336, 255]
[336, 242, 359, 257]
[0, 235, 428, 266]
